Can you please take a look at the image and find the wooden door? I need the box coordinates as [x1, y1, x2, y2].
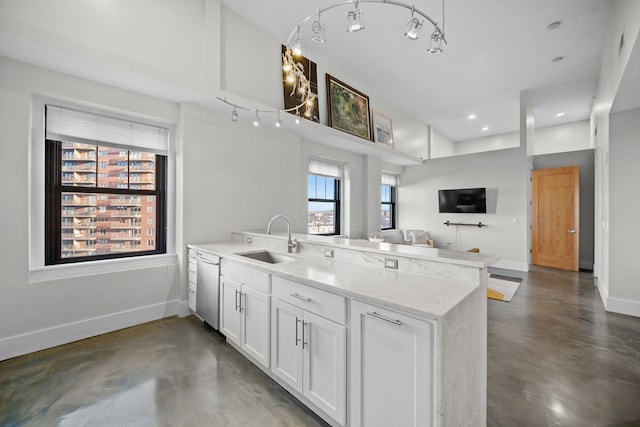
[532, 166, 580, 271]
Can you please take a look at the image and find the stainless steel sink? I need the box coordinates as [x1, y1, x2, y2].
[235, 250, 295, 264]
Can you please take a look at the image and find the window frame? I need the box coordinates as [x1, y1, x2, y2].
[308, 173, 341, 236]
[44, 140, 167, 265]
[30, 96, 177, 282]
[381, 184, 397, 230]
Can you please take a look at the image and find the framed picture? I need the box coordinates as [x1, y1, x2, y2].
[326, 74, 372, 140]
[373, 111, 394, 147]
[281, 45, 319, 122]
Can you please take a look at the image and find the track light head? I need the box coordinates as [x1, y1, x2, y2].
[404, 16, 423, 40]
[347, 3, 364, 32]
[292, 25, 303, 55]
[312, 10, 326, 42]
[428, 29, 444, 53]
[231, 107, 238, 122]
[253, 111, 260, 127]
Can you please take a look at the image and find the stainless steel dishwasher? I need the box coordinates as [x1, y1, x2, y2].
[196, 251, 220, 330]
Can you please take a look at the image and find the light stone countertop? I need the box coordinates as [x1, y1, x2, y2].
[190, 241, 481, 321]
[237, 230, 499, 269]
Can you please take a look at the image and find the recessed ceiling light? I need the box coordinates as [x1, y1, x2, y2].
[467, 114, 477, 120]
[556, 112, 566, 118]
[547, 21, 562, 31]
[481, 126, 489, 131]
[552, 56, 565, 63]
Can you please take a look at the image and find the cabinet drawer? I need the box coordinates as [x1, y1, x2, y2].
[188, 261, 197, 283]
[272, 276, 346, 325]
[188, 282, 197, 311]
[187, 247, 197, 263]
[220, 259, 269, 294]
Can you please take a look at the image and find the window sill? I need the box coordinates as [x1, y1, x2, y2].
[29, 253, 178, 283]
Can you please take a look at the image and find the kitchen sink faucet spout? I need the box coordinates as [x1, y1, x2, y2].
[267, 215, 297, 253]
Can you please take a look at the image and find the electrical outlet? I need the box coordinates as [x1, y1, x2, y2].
[384, 258, 398, 269]
[246, 237, 252, 244]
[324, 249, 334, 258]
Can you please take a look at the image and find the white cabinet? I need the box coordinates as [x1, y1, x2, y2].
[350, 300, 434, 427]
[187, 248, 197, 312]
[271, 277, 346, 425]
[219, 261, 270, 368]
[220, 277, 241, 342]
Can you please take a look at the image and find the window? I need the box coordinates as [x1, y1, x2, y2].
[381, 174, 398, 230]
[308, 159, 341, 235]
[44, 105, 168, 265]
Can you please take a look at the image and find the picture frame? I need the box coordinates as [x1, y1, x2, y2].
[372, 111, 394, 147]
[281, 45, 319, 122]
[326, 74, 372, 140]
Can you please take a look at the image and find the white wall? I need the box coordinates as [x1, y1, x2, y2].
[533, 120, 591, 155]
[592, 0, 640, 316]
[0, 0, 221, 97]
[0, 57, 182, 360]
[609, 108, 640, 309]
[400, 146, 529, 271]
[430, 126, 456, 159]
[455, 131, 519, 156]
[180, 102, 304, 241]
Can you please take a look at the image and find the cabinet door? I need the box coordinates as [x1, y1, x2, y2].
[271, 299, 303, 393]
[302, 311, 346, 426]
[241, 285, 270, 368]
[219, 277, 241, 344]
[350, 300, 434, 427]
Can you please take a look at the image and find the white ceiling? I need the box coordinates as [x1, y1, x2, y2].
[223, 0, 611, 141]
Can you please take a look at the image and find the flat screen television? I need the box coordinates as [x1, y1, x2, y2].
[438, 188, 487, 214]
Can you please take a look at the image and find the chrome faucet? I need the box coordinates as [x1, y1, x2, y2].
[267, 215, 297, 253]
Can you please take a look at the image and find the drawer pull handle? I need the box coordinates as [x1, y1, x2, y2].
[366, 311, 403, 326]
[290, 293, 312, 303]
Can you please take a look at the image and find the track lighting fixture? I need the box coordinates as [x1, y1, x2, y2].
[347, 1, 364, 33]
[286, 0, 447, 54]
[311, 10, 326, 43]
[292, 25, 303, 56]
[219, 0, 448, 129]
[404, 7, 423, 40]
[427, 29, 444, 54]
[217, 93, 312, 127]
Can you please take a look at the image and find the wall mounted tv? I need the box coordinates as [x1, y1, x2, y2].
[438, 188, 487, 214]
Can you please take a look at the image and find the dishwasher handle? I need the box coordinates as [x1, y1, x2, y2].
[197, 251, 220, 265]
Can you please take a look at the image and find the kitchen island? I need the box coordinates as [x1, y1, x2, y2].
[188, 231, 498, 427]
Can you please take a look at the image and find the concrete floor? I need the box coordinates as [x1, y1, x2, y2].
[1, 266, 639, 426]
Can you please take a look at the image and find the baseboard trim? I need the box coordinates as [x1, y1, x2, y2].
[596, 279, 640, 318]
[605, 296, 640, 318]
[0, 300, 183, 362]
[490, 259, 529, 272]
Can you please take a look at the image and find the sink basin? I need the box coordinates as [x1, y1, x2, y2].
[236, 250, 295, 264]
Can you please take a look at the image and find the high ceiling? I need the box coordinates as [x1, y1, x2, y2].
[223, 0, 610, 141]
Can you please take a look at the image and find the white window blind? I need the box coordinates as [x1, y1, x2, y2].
[382, 173, 398, 186]
[46, 105, 169, 154]
[309, 159, 342, 178]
